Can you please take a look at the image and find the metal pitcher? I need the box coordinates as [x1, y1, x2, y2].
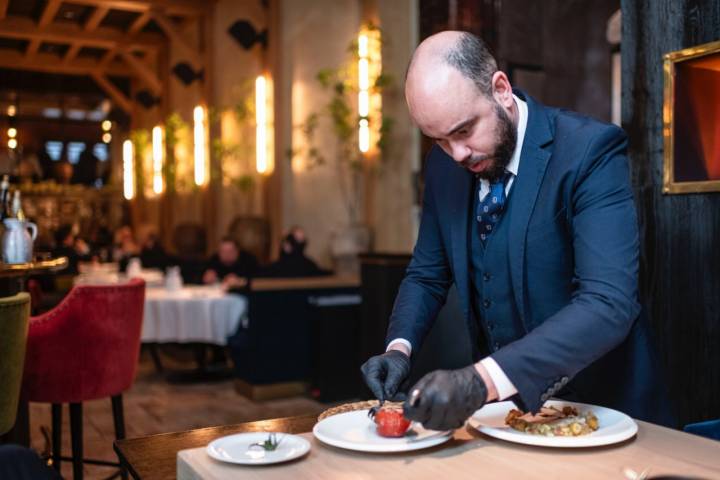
[2, 218, 37, 264]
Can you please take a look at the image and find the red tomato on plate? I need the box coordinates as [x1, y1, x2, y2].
[373, 409, 411, 437]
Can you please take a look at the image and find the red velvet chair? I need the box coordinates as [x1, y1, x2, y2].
[21, 279, 145, 480]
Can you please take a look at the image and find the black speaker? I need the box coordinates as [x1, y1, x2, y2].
[135, 90, 160, 109]
[172, 62, 204, 86]
[227, 20, 267, 50]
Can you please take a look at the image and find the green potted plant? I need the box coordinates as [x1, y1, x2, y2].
[292, 24, 394, 272]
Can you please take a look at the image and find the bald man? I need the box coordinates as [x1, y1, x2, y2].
[361, 31, 672, 431]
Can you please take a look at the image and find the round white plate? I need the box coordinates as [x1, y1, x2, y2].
[467, 400, 638, 448]
[313, 409, 453, 453]
[206, 432, 310, 465]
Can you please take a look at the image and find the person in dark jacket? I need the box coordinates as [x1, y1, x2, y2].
[139, 232, 169, 271]
[202, 237, 258, 284]
[259, 226, 331, 278]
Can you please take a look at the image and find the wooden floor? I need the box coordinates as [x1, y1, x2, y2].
[28, 347, 332, 479]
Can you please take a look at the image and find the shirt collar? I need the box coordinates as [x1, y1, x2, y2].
[506, 94, 528, 177]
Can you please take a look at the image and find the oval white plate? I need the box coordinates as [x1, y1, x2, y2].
[206, 432, 310, 465]
[313, 409, 453, 453]
[467, 400, 638, 448]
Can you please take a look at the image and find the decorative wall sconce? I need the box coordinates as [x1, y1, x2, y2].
[152, 125, 164, 195]
[255, 74, 274, 175]
[193, 105, 209, 186]
[122, 139, 135, 200]
[228, 20, 267, 50]
[357, 26, 382, 155]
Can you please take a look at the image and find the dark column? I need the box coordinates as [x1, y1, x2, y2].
[622, 0, 720, 426]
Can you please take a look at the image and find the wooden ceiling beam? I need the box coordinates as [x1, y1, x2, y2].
[90, 71, 133, 114]
[0, 16, 164, 53]
[39, 0, 63, 28]
[64, 43, 82, 63]
[150, 8, 202, 69]
[128, 10, 151, 35]
[119, 49, 162, 95]
[0, 0, 8, 20]
[0, 49, 134, 77]
[65, 0, 206, 16]
[26, 39, 41, 58]
[85, 6, 109, 31]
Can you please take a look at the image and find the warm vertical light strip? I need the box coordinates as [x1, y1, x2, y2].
[122, 139, 134, 200]
[358, 34, 368, 57]
[193, 105, 207, 186]
[358, 91, 369, 118]
[358, 58, 369, 90]
[152, 125, 164, 194]
[359, 119, 370, 153]
[255, 75, 268, 174]
[358, 32, 371, 154]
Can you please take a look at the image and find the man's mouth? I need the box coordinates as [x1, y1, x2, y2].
[464, 157, 493, 173]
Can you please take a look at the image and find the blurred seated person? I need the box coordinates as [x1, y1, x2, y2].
[259, 226, 332, 278]
[52, 224, 91, 275]
[113, 225, 140, 272]
[203, 237, 258, 285]
[139, 232, 169, 270]
[72, 143, 99, 186]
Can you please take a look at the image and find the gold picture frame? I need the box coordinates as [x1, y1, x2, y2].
[663, 40, 720, 194]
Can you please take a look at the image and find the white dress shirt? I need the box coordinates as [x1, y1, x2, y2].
[387, 95, 529, 401]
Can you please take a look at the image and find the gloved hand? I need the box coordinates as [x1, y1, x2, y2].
[403, 364, 488, 431]
[360, 350, 411, 403]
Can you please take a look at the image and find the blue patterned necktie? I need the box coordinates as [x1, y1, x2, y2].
[476, 171, 512, 243]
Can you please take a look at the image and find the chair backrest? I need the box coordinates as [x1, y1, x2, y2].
[0, 292, 31, 435]
[22, 279, 146, 404]
[227, 216, 271, 264]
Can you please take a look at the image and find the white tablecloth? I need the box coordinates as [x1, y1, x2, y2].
[141, 285, 247, 345]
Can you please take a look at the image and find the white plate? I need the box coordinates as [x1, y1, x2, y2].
[467, 400, 638, 448]
[313, 409, 453, 453]
[206, 432, 310, 465]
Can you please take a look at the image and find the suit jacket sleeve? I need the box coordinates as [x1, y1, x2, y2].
[385, 155, 453, 351]
[493, 125, 641, 412]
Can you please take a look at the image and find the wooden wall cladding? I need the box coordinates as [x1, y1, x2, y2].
[622, 0, 720, 426]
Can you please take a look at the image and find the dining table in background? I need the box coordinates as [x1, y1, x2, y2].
[114, 412, 720, 480]
[141, 285, 247, 346]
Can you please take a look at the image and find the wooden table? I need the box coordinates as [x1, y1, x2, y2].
[115, 413, 720, 480]
[115, 415, 317, 480]
[0, 256, 68, 296]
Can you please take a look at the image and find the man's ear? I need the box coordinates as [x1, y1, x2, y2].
[491, 71, 513, 109]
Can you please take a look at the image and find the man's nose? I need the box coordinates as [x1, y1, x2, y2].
[449, 142, 472, 163]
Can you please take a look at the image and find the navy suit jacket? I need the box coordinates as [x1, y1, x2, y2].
[387, 91, 673, 425]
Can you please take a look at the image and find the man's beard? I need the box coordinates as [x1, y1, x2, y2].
[461, 103, 517, 182]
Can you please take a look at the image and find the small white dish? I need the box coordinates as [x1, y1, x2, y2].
[206, 432, 310, 465]
[467, 400, 638, 448]
[313, 409, 453, 453]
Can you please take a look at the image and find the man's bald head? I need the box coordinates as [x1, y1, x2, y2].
[407, 31, 498, 98]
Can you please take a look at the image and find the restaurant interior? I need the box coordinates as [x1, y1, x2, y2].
[0, 0, 718, 479]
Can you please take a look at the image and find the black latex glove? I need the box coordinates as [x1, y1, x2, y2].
[403, 365, 488, 431]
[360, 350, 411, 403]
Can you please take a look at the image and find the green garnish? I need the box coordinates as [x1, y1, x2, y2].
[255, 433, 281, 451]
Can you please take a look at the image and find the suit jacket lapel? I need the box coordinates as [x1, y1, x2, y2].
[450, 167, 474, 321]
[508, 91, 554, 327]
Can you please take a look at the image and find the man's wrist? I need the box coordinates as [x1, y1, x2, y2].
[387, 342, 410, 357]
[474, 361, 498, 401]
